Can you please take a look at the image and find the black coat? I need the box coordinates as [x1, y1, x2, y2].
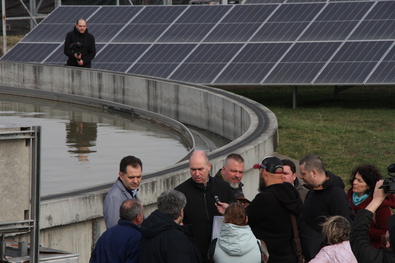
[64, 27, 96, 68]
[139, 209, 201, 263]
[246, 182, 303, 263]
[300, 171, 353, 261]
[350, 209, 395, 263]
[175, 176, 236, 262]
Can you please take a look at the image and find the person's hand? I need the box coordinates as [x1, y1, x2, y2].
[215, 201, 229, 215]
[373, 180, 389, 201]
[74, 53, 82, 60]
[366, 180, 390, 213]
[77, 59, 84, 66]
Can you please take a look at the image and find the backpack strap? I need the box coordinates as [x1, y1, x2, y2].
[207, 238, 217, 263]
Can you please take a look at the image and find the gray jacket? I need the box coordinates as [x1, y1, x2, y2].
[103, 179, 136, 229]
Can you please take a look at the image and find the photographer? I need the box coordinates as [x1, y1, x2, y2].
[350, 180, 395, 262]
[64, 18, 96, 68]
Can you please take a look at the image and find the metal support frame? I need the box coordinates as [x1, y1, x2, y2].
[0, 126, 41, 263]
[334, 86, 351, 101]
[292, 86, 298, 109]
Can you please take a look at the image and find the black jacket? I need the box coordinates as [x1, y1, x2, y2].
[64, 27, 96, 68]
[300, 171, 352, 261]
[350, 209, 395, 263]
[246, 182, 303, 263]
[139, 209, 202, 263]
[175, 176, 236, 262]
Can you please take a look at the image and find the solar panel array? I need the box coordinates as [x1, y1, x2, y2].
[2, 1, 395, 85]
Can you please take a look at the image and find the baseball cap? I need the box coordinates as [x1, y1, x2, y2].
[253, 156, 283, 174]
[388, 214, 395, 247]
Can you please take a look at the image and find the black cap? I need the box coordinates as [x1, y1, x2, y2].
[253, 156, 283, 174]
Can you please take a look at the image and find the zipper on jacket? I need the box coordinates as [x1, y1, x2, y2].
[203, 190, 210, 221]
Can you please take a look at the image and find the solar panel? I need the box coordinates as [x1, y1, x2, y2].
[2, 2, 395, 86]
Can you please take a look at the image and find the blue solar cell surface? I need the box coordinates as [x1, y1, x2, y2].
[2, 2, 395, 86]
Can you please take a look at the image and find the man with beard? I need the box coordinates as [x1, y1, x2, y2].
[247, 156, 303, 263]
[215, 154, 248, 205]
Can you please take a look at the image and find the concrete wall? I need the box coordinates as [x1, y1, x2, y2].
[0, 61, 278, 262]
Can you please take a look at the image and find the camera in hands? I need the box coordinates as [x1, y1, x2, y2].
[379, 163, 395, 193]
[70, 42, 83, 60]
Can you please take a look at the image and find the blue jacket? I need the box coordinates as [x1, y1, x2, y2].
[90, 219, 141, 263]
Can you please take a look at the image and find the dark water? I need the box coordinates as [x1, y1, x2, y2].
[0, 94, 192, 196]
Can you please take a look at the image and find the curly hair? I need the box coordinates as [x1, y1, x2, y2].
[322, 216, 350, 245]
[349, 164, 382, 195]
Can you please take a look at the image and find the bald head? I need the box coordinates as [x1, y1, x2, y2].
[189, 150, 211, 186]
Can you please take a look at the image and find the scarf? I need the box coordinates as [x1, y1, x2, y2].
[352, 192, 370, 206]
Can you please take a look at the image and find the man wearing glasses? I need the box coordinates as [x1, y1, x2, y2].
[103, 155, 143, 229]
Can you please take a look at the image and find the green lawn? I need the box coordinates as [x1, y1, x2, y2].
[221, 86, 395, 188]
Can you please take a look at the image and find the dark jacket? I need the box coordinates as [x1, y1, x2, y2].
[214, 169, 244, 198]
[64, 26, 96, 68]
[139, 209, 202, 263]
[348, 189, 395, 248]
[300, 171, 352, 261]
[89, 219, 141, 263]
[175, 176, 236, 262]
[246, 182, 303, 263]
[350, 209, 395, 263]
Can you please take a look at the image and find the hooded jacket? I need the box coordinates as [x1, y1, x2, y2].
[64, 26, 96, 67]
[213, 223, 261, 263]
[348, 189, 395, 248]
[139, 209, 201, 263]
[300, 171, 352, 261]
[302, 171, 352, 233]
[246, 182, 303, 263]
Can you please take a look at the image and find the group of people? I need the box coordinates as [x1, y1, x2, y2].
[89, 151, 395, 263]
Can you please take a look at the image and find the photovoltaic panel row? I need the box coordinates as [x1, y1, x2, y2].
[244, 0, 389, 4]
[2, 2, 395, 85]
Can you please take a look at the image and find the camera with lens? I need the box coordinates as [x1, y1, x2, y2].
[70, 42, 83, 59]
[379, 163, 395, 193]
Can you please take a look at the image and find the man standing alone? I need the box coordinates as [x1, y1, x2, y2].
[64, 18, 96, 68]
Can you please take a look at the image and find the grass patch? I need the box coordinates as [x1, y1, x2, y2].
[221, 86, 395, 188]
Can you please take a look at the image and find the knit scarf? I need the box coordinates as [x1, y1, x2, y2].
[352, 192, 370, 206]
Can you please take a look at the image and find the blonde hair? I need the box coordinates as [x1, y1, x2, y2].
[322, 215, 350, 245]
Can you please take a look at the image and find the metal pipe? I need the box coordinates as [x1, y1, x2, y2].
[2, 0, 6, 55]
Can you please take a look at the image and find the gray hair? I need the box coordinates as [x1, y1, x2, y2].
[158, 190, 187, 220]
[224, 153, 244, 166]
[119, 198, 142, 221]
[299, 154, 325, 173]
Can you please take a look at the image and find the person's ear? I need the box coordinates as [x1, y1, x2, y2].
[245, 215, 248, 225]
